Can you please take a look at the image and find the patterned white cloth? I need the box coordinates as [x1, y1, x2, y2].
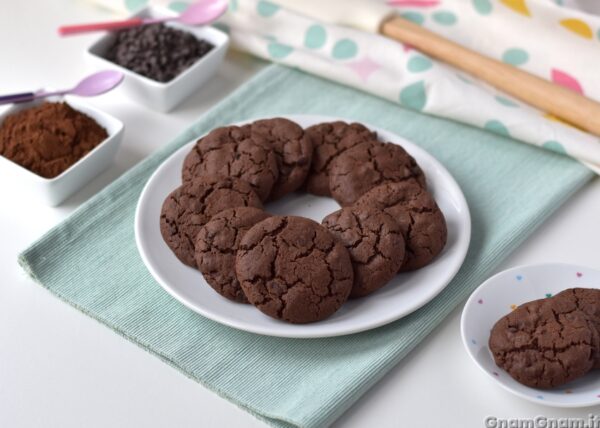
[91, 0, 600, 172]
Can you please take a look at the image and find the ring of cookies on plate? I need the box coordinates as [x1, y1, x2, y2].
[159, 118, 448, 324]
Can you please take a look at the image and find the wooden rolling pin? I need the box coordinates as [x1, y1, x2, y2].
[274, 0, 600, 137]
[381, 16, 600, 136]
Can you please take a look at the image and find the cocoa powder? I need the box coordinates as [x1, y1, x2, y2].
[0, 102, 108, 178]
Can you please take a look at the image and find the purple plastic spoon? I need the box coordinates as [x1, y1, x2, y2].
[0, 70, 124, 105]
[58, 0, 229, 36]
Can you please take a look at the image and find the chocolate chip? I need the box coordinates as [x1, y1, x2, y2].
[104, 23, 214, 83]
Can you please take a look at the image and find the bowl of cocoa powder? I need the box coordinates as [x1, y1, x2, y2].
[86, 5, 229, 112]
[0, 98, 124, 206]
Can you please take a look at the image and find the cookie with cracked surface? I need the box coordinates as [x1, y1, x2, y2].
[329, 140, 426, 206]
[304, 121, 375, 197]
[322, 207, 405, 298]
[160, 176, 263, 267]
[554, 288, 600, 368]
[235, 216, 353, 324]
[181, 125, 278, 201]
[195, 207, 271, 303]
[489, 296, 600, 389]
[354, 181, 446, 271]
[250, 118, 313, 200]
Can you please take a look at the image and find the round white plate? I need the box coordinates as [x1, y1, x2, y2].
[461, 263, 600, 408]
[135, 115, 471, 338]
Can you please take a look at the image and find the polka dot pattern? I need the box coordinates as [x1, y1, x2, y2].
[407, 55, 433, 72]
[560, 18, 593, 39]
[124, 0, 148, 12]
[401, 12, 425, 25]
[212, 0, 596, 167]
[484, 120, 510, 137]
[542, 141, 567, 155]
[168, 1, 188, 12]
[473, 0, 493, 15]
[332, 39, 358, 60]
[257, 0, 280, 17]
[432, 11, 457, 25]
[399, 81, 427, 111]
[268, 42, 293, 59]
[304, 25, 327, 49]
[494, 96, 519, 107]
[502, 48, 529, 66]
[500, 0, 531, 16]
[551, 69, 584, 95]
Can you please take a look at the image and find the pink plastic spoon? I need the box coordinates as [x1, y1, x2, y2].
[0, 70, 124, 105]
[58, 0, 228, 36]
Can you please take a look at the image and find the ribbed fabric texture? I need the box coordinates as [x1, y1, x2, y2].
[19, 65, 592, 428]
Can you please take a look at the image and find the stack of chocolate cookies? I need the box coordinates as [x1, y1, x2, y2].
[160, 118, 448, 324]
[490, 288, 600, 389]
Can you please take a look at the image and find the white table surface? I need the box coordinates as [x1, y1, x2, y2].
[1, 1, 599, 427]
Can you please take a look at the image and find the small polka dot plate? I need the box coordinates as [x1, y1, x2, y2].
[461, 263, 600, 408]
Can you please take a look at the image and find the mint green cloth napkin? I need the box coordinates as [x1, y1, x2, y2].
[19, 65, 592, 428]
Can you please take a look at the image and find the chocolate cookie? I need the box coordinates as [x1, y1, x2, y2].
[250, 118, 313, 200]
[160, 176, 263, 267]
[304, 121, 375, 196]
[329, 141, 426, 206]
[322, 207, 405, 298]
[489, 297, 599, 389]
[354, 181, 446, 271]
[236, 216, 353, 323]
[195, 207, 271, 303]
[554, 288, 600, 368]
[181, 125, 279, 201]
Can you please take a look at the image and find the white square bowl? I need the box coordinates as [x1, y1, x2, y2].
[85, 6, 230, 112]
[0, 97, 125, 206]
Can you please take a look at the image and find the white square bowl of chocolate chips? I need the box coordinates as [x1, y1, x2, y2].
[86, 5, 229, 112]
